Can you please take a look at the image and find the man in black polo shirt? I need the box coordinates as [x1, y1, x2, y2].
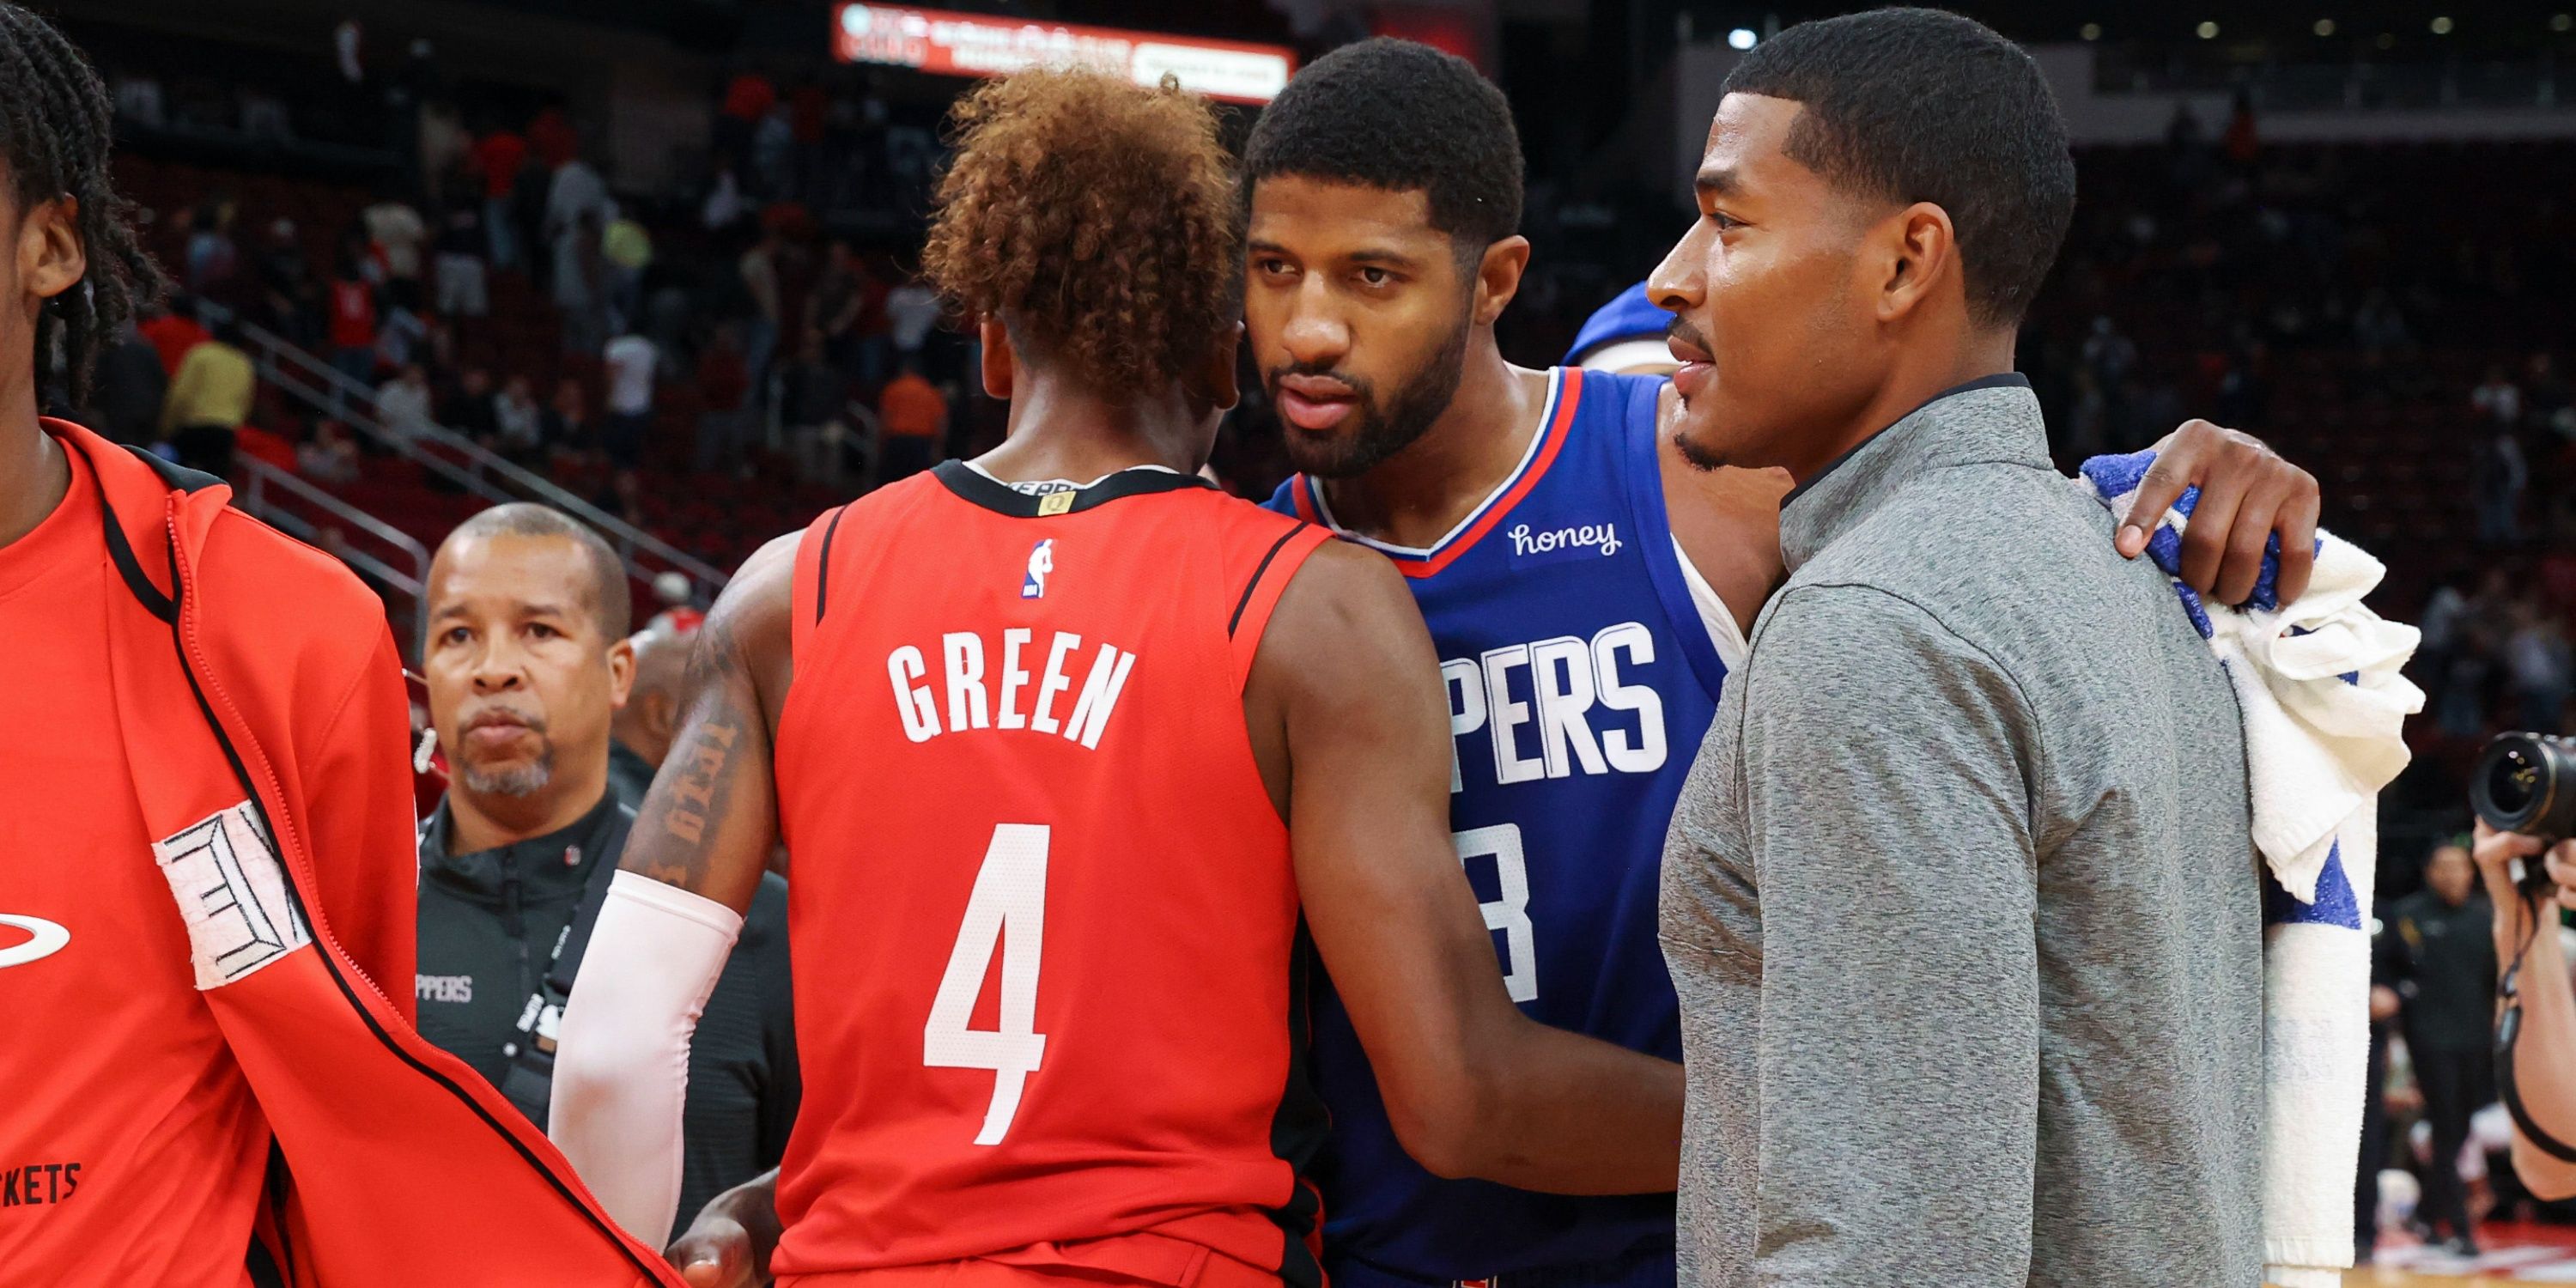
[2391, 839, 2497, 1256]
[414, 502, 798, 1232]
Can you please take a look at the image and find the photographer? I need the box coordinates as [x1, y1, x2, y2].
[2470, 819, 2576, 1199]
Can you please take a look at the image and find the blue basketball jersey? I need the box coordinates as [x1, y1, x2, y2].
[1263, 368, 1728, 1287]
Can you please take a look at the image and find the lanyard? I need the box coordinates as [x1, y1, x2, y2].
[498, 841, 622, 1124]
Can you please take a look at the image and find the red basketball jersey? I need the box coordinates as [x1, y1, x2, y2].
[771, 462, 1335, 1288]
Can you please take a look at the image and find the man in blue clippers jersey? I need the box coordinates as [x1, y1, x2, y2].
[1240, 38, 2323, 1288]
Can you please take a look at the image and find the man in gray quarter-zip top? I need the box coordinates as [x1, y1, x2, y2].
[1649, 9, 2262, 1286]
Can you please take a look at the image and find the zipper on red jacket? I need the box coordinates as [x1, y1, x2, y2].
[167, 518, 410, 1019]
[158, 507, 677, 1285]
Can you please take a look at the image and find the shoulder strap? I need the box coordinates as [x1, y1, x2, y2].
[2500, 1027, 2576, 1163]
[790, 503, 851, 660]
[2500, 949, 2576, 1162]
[1225, 522, 1336, 689]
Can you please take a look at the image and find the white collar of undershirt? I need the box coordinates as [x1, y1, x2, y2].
[962, 459, 1188, 496]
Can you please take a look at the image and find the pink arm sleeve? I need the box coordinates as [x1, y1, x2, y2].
[549, 870, 744, 1248]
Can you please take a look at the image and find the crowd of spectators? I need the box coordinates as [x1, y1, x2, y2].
[78, 40, 988, 551]
[76, 27, 2576, 775]
[1994, 109, 2576, 777]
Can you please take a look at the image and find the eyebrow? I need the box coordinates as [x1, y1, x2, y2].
[430, 599, 575, 623]
[1247, 238, 1425, 270]
[1695, 167, 1743, 198]
[1346, 246, 1424, 269]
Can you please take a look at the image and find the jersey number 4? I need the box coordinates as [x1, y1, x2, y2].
[925, 823, 1050, 1145]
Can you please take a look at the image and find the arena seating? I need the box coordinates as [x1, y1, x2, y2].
[114, 131, 2576, 761]
[2039, 139, 2576, 618]
[110, 150, 843, 581]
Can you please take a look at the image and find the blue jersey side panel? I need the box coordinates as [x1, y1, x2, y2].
[1263, 369, 1725, 1283]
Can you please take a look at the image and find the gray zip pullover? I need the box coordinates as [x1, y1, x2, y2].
[1657, 377, 2263, 1286]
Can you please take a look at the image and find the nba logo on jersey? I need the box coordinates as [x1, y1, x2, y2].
[1023, 539, 1055, 599]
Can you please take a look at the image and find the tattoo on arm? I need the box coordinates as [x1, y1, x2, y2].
[664, 720, 739, 845]
[621, 610, 778, 908]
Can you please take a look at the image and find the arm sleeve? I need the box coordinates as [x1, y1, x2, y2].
[1740, 586, 2043, 1287]
[551, 870, 744, 1248]
[300, 624, 422, 1019]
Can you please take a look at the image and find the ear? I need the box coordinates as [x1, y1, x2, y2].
[979, 316, 1014, 400]
[645, 691, 679, 743]
[1189, 320, 1243, 414]
[605, 635, 637, 709]
[1874, 203, 1959, 326]
[20, 196, 84, 307]
[1471, 234, 1532, 328]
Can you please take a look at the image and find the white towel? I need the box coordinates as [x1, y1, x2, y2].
[2077, 452, 2425, 1288]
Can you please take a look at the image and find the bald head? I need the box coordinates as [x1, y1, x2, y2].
[434, 503, 631, 645]
[612, 623, 694, 770]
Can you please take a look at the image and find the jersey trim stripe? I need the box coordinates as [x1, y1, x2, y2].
[1293, 368, 1584, 580]
[1225, 525, 1335, 689]
[1229, 526, 1308, 638]
[812, 503, 850, 625]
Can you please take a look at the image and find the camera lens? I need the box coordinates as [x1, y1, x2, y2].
[2491, 745, 2544, 817]
[2474, 732, 2576, 839]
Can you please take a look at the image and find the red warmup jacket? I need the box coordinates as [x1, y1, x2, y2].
[60, 420, 683, 1287]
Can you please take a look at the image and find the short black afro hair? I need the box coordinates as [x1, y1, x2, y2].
[1243, 37, 1522, 257]
[1725, 7, 2075, 328]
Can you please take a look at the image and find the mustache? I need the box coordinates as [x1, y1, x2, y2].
[1265, 361, 1375, 398]
[461, 706, 549, 734]
[1665, 317, 1711, 355]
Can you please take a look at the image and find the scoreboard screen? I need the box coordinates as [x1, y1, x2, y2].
[831, 4, 1297, 104]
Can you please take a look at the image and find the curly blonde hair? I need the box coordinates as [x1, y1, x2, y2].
[920, 68, 1242, 395]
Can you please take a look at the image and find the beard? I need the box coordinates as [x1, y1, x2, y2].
[460, 745, 555, 797]
[1273, 312, 1472, 480]
[1671, 425, 1733, 472]
[454, 714, 556, 798]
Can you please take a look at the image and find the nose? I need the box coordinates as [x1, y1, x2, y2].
[469, 638, 527, 695]
[1279, 280, 1351, 371]
[1648, 217, 1711, 314]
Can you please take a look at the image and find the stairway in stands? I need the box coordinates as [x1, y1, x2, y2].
[111, 152, 845, 596]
